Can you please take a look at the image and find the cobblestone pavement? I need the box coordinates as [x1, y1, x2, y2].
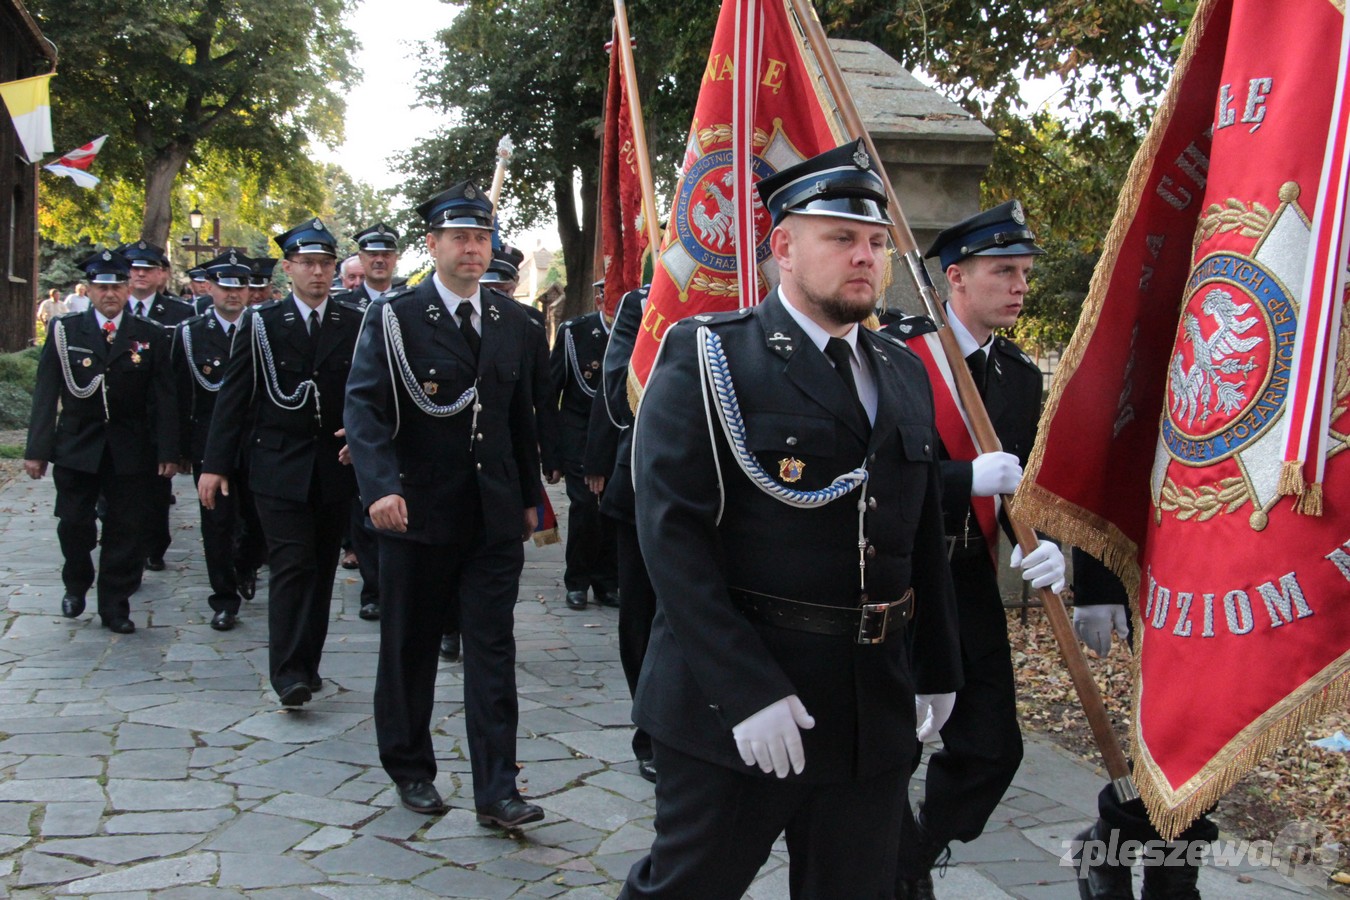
[0, 474, 1332, 898]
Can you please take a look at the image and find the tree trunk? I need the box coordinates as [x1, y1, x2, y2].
[553, 163, 600, 324]
[140, 145, 192, 248]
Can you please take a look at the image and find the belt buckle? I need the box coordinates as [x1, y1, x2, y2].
[856, 601, 892, 645]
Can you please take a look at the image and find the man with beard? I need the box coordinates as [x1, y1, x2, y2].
[23, 250, 179, 634]
[175, 251, 253, 631]
[617, 141, 961, 899]
[198, 218, 361, 707]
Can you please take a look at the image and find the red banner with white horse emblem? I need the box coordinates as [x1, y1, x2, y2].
[1016, 0, 1350, 837]
[626, 0, 844, 389]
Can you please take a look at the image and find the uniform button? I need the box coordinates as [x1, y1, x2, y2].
[867, 497, 878, 511]
[475, 433, 483, 442]
[869, 453, 876, 463]
[924, 444, 931, 455]
[786, 436, 798, 446]
[476, 463, 483, 471]
[429, 368, 437, 375]
[866, 545, 877, 559]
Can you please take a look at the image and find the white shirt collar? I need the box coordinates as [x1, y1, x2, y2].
[946, 302, 991, 358]
[432, 276, 481, 319]
[778, 287, 860, 360]
[213, 309, 242, 332]
[292, 295, 328, 323]
[94, 309, 123, 330]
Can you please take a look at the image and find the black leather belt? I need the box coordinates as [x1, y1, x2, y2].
[729, 587, 914, 645]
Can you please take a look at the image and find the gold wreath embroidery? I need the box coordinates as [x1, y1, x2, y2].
[1193, 198, 1273, 251]
[689, 272, 740, 297]
[1156, 475, 1249, 523]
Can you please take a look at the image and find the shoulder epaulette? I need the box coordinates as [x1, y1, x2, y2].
[882, 314, 937, 340]
[993, 334, 1040, 371]
[384, 286, 415, 303]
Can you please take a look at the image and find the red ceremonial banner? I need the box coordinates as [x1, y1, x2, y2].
[600, 31, 649, 318]
[626, 0, 844, 389]
[1016, 0, 1350, 836]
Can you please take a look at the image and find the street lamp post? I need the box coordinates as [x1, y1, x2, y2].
[188, 207, 205, 265]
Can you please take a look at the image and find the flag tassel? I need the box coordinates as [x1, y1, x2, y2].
[1276, 458, 1307, 497]
[1294, 480, 1324, 516]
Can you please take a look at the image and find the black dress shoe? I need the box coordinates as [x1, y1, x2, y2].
[637, 758, 657, 783]
[476, 797, 544, 828]
[144, 557, 166, 572]
[358, 601, 380, 621]
[277, 682, 311, 707]
[237, 569, 257, 600]
[104, 617, 135, 634]
[61, 593, 86, 618]
[308, 675, 323, 692]
[596, 590, 621, 609]
[565, 590, 587, 610]
[439, 632, 461, 662]
[210, 610, 236, 631]
[397, 780, 448, 815]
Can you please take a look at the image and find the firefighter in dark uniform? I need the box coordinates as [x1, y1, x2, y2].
[881, 201, 1067, 900]
[331, 222, 403, 622]
[345, 182, 545, 828]
[197, 218, 361, 708]
[120, 240, 194, 573]
[549, 281, 617, 610]
[618, 141, 962, 900]
[583, 283, 657, 781]
[174, 251, 252, 631]
[247, 256, 277, 307]
[23, 249, 180, 634]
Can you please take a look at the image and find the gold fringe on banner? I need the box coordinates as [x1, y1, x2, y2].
[1276, 459, 1306, 497]
[1015, 0, 1221, 597]
[532, 527, 560, 547]
[1293, 480, 1324, 515]
[1131, 644, 1350, 839]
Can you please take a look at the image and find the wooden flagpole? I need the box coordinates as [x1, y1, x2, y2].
[786, 0, 1137, 802]
[613, 0, 663, 252]
[489, 135, 513, 209]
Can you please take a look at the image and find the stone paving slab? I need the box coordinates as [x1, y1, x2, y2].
[0, 475, 1335, 898]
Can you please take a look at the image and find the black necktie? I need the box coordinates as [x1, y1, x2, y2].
[308, 308, 321, 340]
[457, 301, 481, 360]
[133, 301, 146, 318]
[226, 323, 236, 342]
[965, 349, 988, 398]
[824, 337, 869, 427]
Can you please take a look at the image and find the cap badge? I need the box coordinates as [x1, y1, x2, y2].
[137, 241, 147, 250]
[1011, 201, 1026, 225]
[853, 145, 870, 170]
[101, 250, 112, 261]
[464, 185, 477, 200]
[228, 251, 238, 264]
[778, 457, 805, 483]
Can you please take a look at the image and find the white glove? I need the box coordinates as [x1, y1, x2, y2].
[1074, 604, 1130, 657]
[915, 693, 956, 742]
[732, 695, 816, 778]
[1010, 539, 1066, 594]
[970, 451, 1023, 497]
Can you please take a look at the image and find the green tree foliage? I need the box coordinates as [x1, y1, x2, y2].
[31, 0, 358, 249]
[400, 0, 715, 320]
[819, 0, 1191, 347]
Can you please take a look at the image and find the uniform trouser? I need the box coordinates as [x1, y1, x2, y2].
[375, 533, 524, 807]
[53, 455, 154, 623]
[621, 740, 906, 900]
[614, 518, 656, 761]
[349, 498, 380, 605]
[895, 635, 1023, 880]
[140, 471, 173, 561]
[1096, 781, 1218, 846]
[234, 468, 268, 575]
[253, 490, 346, 696]
[562, 471, 616, 595]
[191, 464, 241, 615]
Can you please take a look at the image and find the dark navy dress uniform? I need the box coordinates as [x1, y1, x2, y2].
[583, 285, 657, 765]
[174, 301, 248, 622]
[201, 220, 360, 702]
[550, 310, 617, 603]
[880, 200, 1051, 889]
[620, 292, 962, 899]
[344, 278, 542, 811]
[25, 254, 179, 629]
[121, 241, 195, 569]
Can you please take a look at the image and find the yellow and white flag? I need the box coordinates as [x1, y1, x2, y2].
[0, 73, 54, 163]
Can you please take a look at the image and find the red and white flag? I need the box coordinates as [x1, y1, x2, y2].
[600, 30, 651, 318]
[1016, 0, 1350, 837]
[627, 0, 845, 388]
[43, 135, 107, 189]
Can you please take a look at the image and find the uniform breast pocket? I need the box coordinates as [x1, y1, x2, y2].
[409, 356, 471, 397]
[743, 411, 836, 487]
[320, 354, 351, 373]
[890, 423, 936, 521]
[495, 362, 519, 383]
